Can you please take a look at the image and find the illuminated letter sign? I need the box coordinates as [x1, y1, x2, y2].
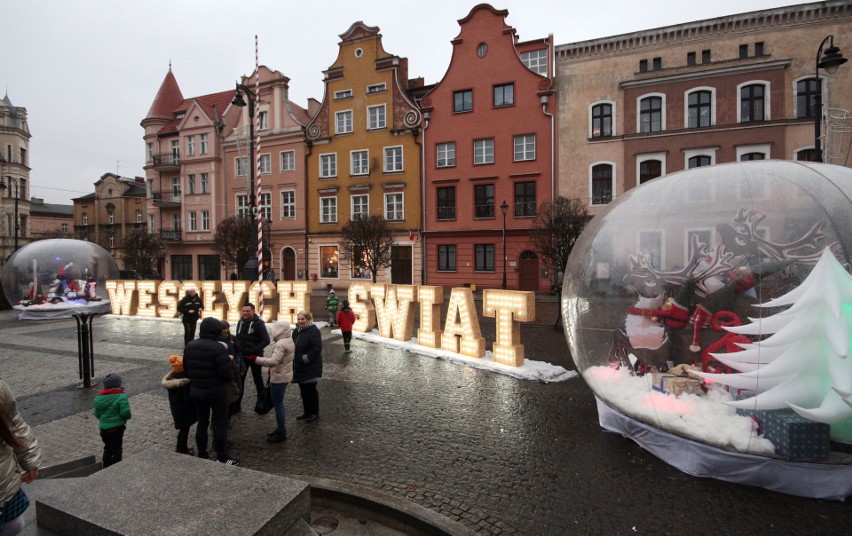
[135, 281, 158, 318]
[483, 289, 535, 366]
[277, 281, 313, 325]
[157, 281, 179, 318]
[106, 280, 137, 316]
[441, 288, 485, 358]
[350, 282, 376, 333]
[372, 284, 417, 341]
[220, 281, 248, 324]
[417, 286, 443, 348]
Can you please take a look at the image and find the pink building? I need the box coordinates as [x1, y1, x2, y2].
[420, 4, 556, 292]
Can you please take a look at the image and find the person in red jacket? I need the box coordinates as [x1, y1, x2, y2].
[336, 300, 356, 353]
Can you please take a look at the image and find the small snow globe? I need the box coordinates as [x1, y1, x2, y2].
[562, 161, 852, 499]
[2, 239, 118, 319]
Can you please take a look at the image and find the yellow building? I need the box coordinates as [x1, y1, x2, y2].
[306, 22, 424, 288]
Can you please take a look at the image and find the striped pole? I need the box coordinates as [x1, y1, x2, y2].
[255, 34, 264, 315]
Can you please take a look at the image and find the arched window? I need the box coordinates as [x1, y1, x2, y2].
[688, 155, 712, 168]
[590, 163, 614, 205]
[591, 103, 613, 137]
[687, 90, 712, 128]
[739, 83, 767, 123]
[639, 159, 662, 183]
[795, 78, 820, 119]
[740, 152, 765, 161]
[639, 96, 663, 133]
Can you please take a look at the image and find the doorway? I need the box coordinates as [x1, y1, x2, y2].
[391, 246, 412, 284]
[282, 247, 296, 281]
[518, 250, 539, 291]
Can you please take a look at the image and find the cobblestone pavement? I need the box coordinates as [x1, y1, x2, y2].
[1, 299, 849, 535]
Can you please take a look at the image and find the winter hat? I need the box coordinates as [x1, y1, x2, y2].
[103, 373, 122, 389]
[199, 317, 223, 338]
[329, 289, 335, 294]
[168, 355, 184, 373]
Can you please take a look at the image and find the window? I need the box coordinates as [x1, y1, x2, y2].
[368, 105, 386, 130]
[688, 155, 712, 168]
[514, 135, 536, 161]
[367, 83, 386, 93]
[591, 163, 614, 205]
[521, 49, 548, 75]
[200, 173, 208, 193]
[186, 135, 195, 156]
[591, 103, 613, 137]
[236, 157, 248, 177]
[736, 144, 770, 162]
[739, 44, 748, 59]
[384, 146, 403, 172]
[639, 59, 648, 72]
[146, 143, 153, 163]
[477, 43, 488, 57]
[739, 83, 766, 123]
[108, 235, 115, 249]
[639, 159, 663, 184]
[281, 150, 295, 171]
[135, 209, 143, 223]
[258, 192, 271, 221]
[148, 214, 154, 232]
[796, 78, 820, 119]
[170, 140, 180, 163]
[740, 152, 765, 161]
[108, 211, 115, 224]
[687, 90, 712, 128]
[61, 223, 69, 233]
[475, 244, 495, 272]
[334, 89, 352, 100]
[454, 90, 473, 113]
[172, 255, 192, 281]
[336, 110, 353, 134]
[320, 197, 337, 223]
[796, 148, 817, 161]
[702, 50, 711, 64]
[514, 181, 536, 217]
[474, 138, 494, 164]
[171, 177, 181, 198]
[652, 57, 662, 70]
[200, 134, 208, 154]
[493, 84, 514, 107]
[474, 184, 495, 218]
[351, 150, 369, 175]
[189, 211, 197, 231]
[187, 174, 196, 195]
[639, 96, 663, 133]
[438, 245, 457, 271]
[281, 191, 295, 219]
[320, 153, 337, 178]
[436, 142, 455, 167]
[258, 111, 268, 130]
[351, 194, 369, 220]
[437, 187, 456, 220]
[82, 213, 88, 225]
[385, 193, 404, 221]
[755, 42, 764, 56]
[201, 211, 210, 231]
[237, 195, 249, 218]
[198, 255, 220, 281]
[171, 212, 181, 230]
[259, 154, 271, 174]
[687, 52, 696, 66]
[320, 246, 339, 278]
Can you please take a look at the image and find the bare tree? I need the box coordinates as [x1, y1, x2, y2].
[340, 215, 395, 283]
[211, 216, 253, 275]
[122, 229, 166, 273]
[530, 196, 590, 295]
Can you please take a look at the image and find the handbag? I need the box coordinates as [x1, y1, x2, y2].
[254, 375, 273, 415]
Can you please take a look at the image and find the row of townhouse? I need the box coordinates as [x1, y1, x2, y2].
[139, 1, 852, 291]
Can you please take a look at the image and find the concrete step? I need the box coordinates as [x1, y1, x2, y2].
[38, 456, 97, 479]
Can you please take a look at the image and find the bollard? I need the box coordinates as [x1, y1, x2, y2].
[73, 313, 96, 388]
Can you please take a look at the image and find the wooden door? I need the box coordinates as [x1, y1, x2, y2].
[391, 246, 412, 284]
[518, 250, 539, 291]
[282, 248, 296, 281]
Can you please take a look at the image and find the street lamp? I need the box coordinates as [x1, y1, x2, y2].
[231, 83, 259, 280]
[0, 176, 20, 252]
[814, 35, 847, 163]
[500, 200, 509, 290]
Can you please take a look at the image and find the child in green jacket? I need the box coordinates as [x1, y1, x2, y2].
[94, 373, 131, 467]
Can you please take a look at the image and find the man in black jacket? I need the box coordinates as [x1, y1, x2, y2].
[177, 288, 203, 346]
[233, 303, 270, 413]
[183, 317, 239, 466]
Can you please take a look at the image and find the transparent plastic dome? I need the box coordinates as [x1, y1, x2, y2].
[2, 239, 118, 319]
[562, 161, 852, 462]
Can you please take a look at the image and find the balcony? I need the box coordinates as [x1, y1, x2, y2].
[160, 228, 182, 241]
[151, 191, 182, 207]
[150, 153, 181, 170]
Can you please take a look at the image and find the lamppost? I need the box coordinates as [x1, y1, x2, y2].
[0, 175, 20, 252]
[231, 83, 259, 280]
[814, 35, 847, 163]
[500, 200, 508, 290]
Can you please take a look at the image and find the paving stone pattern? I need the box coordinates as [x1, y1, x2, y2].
[0, 300, 849, 535]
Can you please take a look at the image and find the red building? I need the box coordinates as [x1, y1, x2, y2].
[420, 4, 555, 292]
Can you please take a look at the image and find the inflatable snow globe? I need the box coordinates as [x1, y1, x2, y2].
[562, 161, 852, 499]
[2, 239, 118, 319]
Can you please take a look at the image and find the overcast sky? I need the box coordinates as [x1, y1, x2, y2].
[3, 0, 795, 204]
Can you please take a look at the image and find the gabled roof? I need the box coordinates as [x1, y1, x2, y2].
[146, 69, 184, 120]
[158, 89, 236, 135]
[286, 101, 311, 126]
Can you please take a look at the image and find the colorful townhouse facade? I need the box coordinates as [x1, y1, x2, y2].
[0, 94, 32, 266]
[305, 22, 423, 287]
[222, 66, 314, 281]
[420, 4, 556, 292]
[554, 0, 852, 219]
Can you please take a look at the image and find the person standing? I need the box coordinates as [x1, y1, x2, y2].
[178, 288, 203, 346]
[292, 311, 323, 422]
[336, 300, 356, 353]
[183, 317, 239, 466]
[0, 378, 42, 536]
[254, 321, 295, 443]
[234, 303, 270, 412]
[325, 289, 340, 327]
[94, 373, 131, 468]
[161, 355, 197, 455]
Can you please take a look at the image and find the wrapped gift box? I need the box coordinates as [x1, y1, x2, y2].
[651, 373, 703, 396]
[757, 409, 830, 461]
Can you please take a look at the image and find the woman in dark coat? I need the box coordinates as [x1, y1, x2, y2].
[292, 311, 323, 422]
[161, 355, 197, 455]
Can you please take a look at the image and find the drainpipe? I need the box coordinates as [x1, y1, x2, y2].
[420, 111, 430, 285]
[541, 93, 556, 292]
[304, 140, 313, 281]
